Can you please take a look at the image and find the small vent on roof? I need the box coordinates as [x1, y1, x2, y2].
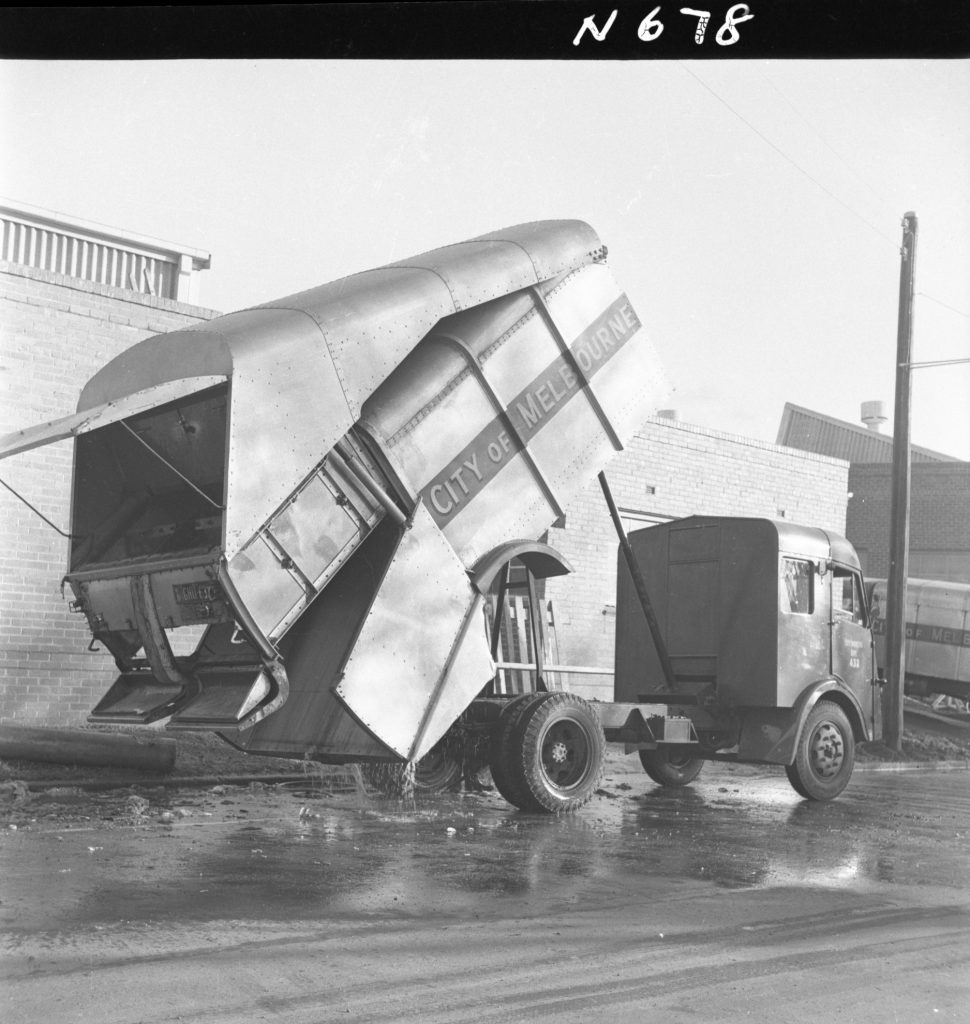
[861, 400, 888, 433]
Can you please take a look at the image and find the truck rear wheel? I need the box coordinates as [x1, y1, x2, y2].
[488, 693, 539, 808]
[495, 692, 605, 814]
[639, 747, 704, 787]
[413, 739, 463, 792]
[785, 701, 855, 801]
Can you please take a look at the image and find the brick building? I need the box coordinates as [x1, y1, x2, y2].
[777, 402, 970, 584]
[1, 205, 850, 725]
[846, 463, 970, 583]
[0, 204, 217, 724]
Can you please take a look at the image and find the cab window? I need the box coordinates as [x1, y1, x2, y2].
[833, 568, 867, 626]
[783, 558, 814, 615]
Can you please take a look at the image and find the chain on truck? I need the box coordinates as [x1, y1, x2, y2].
[0, 220, 884, 810]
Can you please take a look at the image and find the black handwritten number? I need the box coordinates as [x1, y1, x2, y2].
[680, 8, 711, 44]
[637, 6, 664, 42]
[716, 3, 754, 45]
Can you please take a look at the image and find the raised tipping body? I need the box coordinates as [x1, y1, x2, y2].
[0, 220, 666, 769]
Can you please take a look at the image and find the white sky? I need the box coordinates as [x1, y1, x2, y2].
[2, 58, 969, 458]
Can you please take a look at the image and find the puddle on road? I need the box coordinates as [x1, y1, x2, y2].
[1, 784, 608, 933]
[2, 766, 966, 936]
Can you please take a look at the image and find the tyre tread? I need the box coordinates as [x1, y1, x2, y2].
[785, 700, 855, 801]
[510, 692, 605, 814]
[639, 748, 704, 787]
[488, 693, 545, 808]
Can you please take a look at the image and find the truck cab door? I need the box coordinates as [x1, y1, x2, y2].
[831, 566, 876, 731]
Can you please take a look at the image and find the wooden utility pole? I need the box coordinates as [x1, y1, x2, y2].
[884, 211, 918, 752]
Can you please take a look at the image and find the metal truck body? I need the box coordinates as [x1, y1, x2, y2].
[0, 220, 667, 767]
[867, 578, 970, 701]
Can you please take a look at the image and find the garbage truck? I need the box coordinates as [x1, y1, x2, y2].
[601, 513, 883, 803]
[0, 219, 882, 810]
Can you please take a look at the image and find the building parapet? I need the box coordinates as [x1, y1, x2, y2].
[0, 201, 211, 304]
[639, 414, 849, 469]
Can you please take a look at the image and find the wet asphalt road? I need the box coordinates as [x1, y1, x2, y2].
[2, 756, 968, 1023]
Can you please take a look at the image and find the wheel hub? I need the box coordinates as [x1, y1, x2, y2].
[548, 740, 569, 764]
[809, 722, 844, 778]
[541, 719, 590, 790]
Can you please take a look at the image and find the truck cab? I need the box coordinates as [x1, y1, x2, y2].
[610, 516, 881, 799]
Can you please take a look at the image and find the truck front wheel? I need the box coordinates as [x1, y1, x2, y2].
[785, 701, 855, 801]
[639, 747, 704, 787]
[495, 692, 605, 814]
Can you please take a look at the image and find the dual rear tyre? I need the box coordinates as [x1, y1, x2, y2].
[488, 692, 605, 814]
[413, 739, 463, 792]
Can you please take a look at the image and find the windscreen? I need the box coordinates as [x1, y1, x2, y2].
[70, 383, 228, 571]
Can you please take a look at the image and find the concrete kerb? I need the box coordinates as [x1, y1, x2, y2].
[855, 760, 970, 774]
[22, 773, 314, 793]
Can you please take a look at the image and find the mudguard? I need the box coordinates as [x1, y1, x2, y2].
[736, 678, 870, 765]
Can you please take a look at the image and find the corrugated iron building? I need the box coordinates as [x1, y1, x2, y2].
[777, 402, 958, 465]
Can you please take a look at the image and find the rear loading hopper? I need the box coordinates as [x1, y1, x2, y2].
[1, 220, 667, 765]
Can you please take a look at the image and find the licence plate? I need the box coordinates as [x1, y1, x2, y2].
[172, 580, 224, 621]
[173, 581, 222, 605]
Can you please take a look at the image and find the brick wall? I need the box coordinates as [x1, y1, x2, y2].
[0, 262, 218, 724]
[847, 462, 970, 583]
[545, 418, 849, 700]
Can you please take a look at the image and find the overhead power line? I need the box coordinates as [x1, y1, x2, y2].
[917, 291, 970, 321]
[756, 69, 895, 215]
[678, 64, 900, 251]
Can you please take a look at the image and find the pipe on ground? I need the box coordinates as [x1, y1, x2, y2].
[0, 723, 177, 772]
